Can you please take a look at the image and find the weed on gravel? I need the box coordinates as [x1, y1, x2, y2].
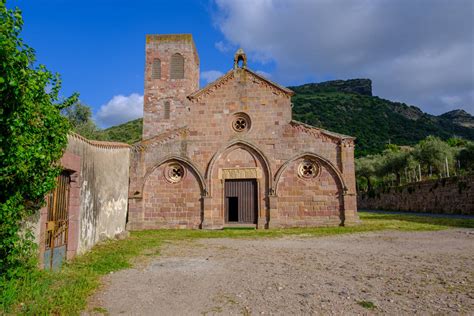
[1, 211, 473, 314]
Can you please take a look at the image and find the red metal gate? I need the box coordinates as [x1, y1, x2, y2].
[44, 172, 70, 270]
[225, 179, 257, 224]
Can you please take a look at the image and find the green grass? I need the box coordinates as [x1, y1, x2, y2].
[357, 300, 376, 309]
[1, 212, 473, 315]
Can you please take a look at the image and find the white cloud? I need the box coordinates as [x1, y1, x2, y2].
[201, 70, 224, 84]
[215, 40, 233, 53]
[213, 0, 474, 115]
[96, 93, 143, 128]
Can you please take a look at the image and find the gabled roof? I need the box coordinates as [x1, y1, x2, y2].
[188, 68, 294, 100]
[290, 120, 355, 141]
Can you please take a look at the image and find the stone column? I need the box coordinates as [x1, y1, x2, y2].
[343, 192, 359, 226]
[201, 196, 218, 229]
[267, 194, 280, 228]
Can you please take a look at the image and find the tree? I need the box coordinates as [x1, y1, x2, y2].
[0, 1, 77, 277]
[457, 142, 474, 171]
[355, 154, 382, 192]
[62, 101, 92, 127]
[413, 136, 454, 177]
[62, 101, 99, 139]
[378, 145, 417, 184]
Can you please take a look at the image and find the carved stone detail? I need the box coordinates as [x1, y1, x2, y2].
[219, 167, 262, 180]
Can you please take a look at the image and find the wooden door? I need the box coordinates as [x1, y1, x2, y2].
[225, 179, 257, 224]
[44, 172, 70, 270]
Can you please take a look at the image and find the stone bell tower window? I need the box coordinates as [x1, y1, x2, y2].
[151, 58, 161, 79]
[164, 101, 170, 119]
[170, 53, 184, 79]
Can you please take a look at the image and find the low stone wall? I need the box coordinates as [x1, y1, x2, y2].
[358, 175, 474, 215]
[65, 133, 131, 254]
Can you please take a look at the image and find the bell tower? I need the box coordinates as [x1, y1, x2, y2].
[143, 34, 200, 139]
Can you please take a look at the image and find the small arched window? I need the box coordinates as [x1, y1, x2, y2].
[170, 53, 184, 79]
[164, 101, 170, 119]
[151, 58, 161, 79]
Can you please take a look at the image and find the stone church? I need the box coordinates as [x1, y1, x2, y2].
[127, 34, 358, 230]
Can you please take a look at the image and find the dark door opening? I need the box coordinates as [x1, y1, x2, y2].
[225, 179, 257, 224]
[228, 197, 239, 222]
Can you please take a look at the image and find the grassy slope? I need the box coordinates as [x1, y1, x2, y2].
[96, 118, 143, 145]
[1, 212, 473, 314]
[291, 91, 474, 157]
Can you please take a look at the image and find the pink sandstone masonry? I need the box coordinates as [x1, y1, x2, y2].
[128, 34, 358, 230]
[358, 175, 474, 215]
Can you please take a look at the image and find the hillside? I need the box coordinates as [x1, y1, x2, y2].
[94, 79, 474, 156]
[438, 109, 474, 128]
[96, 118, 142, 144]
[290, 79, 474, 156]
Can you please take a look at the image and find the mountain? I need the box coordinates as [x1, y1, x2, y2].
[94, 79, 474, 156]
[290, 79, 474, 156]
[438, 109, 474, 128]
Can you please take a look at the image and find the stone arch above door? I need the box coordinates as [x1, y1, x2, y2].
[205, 140, 272, 197]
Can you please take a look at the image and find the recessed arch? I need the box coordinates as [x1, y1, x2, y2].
[141, 155, 206, 196]
[205, 140, 272, 197]
[274, 152, 347, 195]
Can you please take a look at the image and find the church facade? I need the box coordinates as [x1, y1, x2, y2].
[127, 34, 358, 230]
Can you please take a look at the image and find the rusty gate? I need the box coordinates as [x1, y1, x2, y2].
[44, 172, 70, 270]
[224, 179, 257, 224]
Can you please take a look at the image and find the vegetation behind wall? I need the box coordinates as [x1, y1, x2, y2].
[0, 1, 77, 278]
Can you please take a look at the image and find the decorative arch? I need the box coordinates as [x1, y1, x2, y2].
[274, 151, 347, 195]
[205, 140, 273, 196]
[141, 155, 206, 195]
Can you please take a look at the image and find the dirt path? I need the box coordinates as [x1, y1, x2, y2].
[88, 230, 474, 315]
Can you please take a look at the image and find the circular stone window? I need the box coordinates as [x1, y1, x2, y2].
[231, 113, 251, 133]
[298, 160, 320, 179]
[164, 163, 185, 183]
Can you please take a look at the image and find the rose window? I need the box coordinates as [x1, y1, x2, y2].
[231, 113, 251, 133]
[233, 118, 247, 131]
[165, 163, 185, 183]
[298, 160, 319, 179]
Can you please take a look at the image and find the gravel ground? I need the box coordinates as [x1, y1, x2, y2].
[87, 229, 474, 315]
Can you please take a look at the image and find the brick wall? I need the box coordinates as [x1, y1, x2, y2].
[358, 175, 474, 215]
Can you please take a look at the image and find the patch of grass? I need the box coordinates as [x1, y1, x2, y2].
[92, 306, 109, 314]
[357, 300, 376, 309]
[1, 211, 473, 314]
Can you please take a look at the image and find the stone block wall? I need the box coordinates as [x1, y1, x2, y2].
[129, 34, 358, 230]
[129, 67, 358, 229]
[277, 157, 343, 227]
[358, 175, 474, 215]
[143, 34, 199, 138]
[141, 162, 202, 229]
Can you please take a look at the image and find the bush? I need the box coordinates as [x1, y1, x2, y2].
[0, 1, 77, 278]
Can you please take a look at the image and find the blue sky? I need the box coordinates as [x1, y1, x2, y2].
[9, 0, 474, 127]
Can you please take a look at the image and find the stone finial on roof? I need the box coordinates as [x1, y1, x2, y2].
[234, 48, 247, 69]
